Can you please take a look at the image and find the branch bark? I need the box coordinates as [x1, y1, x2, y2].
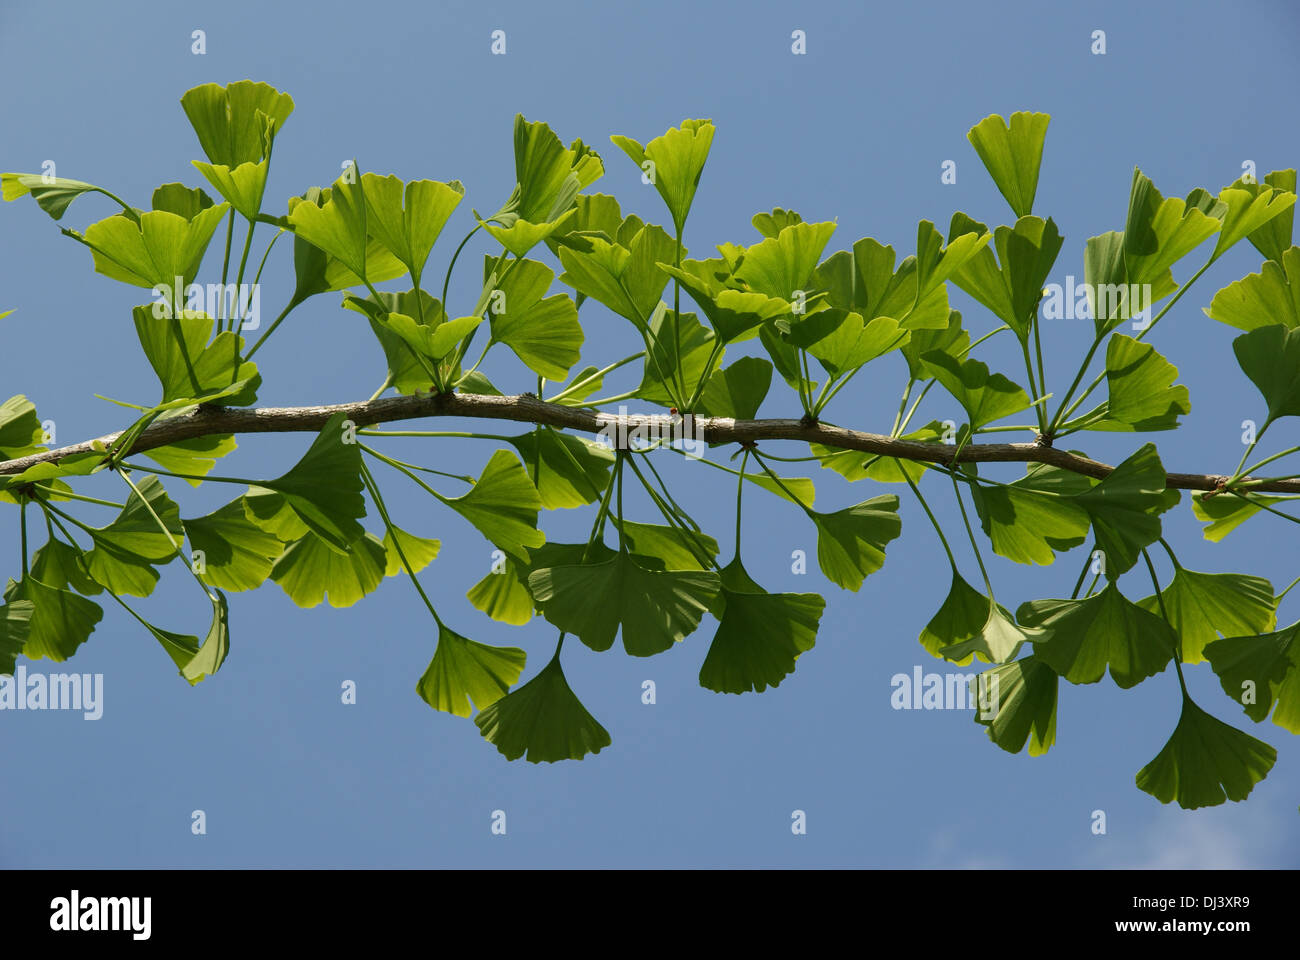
[1, 392, 1294, 494]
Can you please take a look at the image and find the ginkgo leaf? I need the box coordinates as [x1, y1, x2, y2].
[361, 173, 463, 285]
[0, 600, 34, 674]
[1204, 620, 1300, 732]
[191, 158, 271, 221]
[1212, 182, 1297, 259]
[183, 499, 285, 593]
[1018, 582, 1175, 688]
[813, 237, 950, 331]
[1136, 567, 1276, 664]
[804, 312, 909, 378]
[811, 424, 942, 485]
[0, 395, 45, 459]
[1233, 324, 1300, 426]
[699, 559, 824, 694]
[638, 308, 721, 407]
[974, 656, 1058, 756]
[616, 521, 720, 571]
[287, 187, 406, 302]
[270, 532, 388, 608]
[1075, 334, 1190, 432]
[244, 413, 365, 551]
[1191, 491, 1292, 542]
[83, 205, 230, 291]
[132, 308, 260, 407]
[812, 495, 902, 592]
[416, 623, 527, 718]
[380, 525, 441, 578]
[508, 115, 601, 226]
[1121, 169, 1222, 301]
[180, 80, 293, 167]
[733, 221, 837, 301]
[557, 223, 676, 326]
[971, 468, 1091, 566]
[659, 259, 789, 343]
[752, 207, 804, 238]
[287, 168, 369, 281]
[145, 590, 230, 685]
[151, 182, 213, 220]
[1205, 246, 1300, 331]
[483, 213, 574, 258]
[81, 475, 183, 598]
[921, 352, 1031, 430]
[1247, 169, 1296, 263]
[696, 356, 773, 419]
[529, 551, 719, 656]
[443, 450, 545, 563]
[474, 650, 610, 762]
[1135, 692, 1277, 809]
[933, 587, 1034, 666]
[466, 556, 535, 626]
[610, 119, 714, 234]
[2, 577, 102, 662]
[142, 435, 238, 485]
[967, 112, 1050, 218]
[1, 172, 129, 222]
[947, 213, 1062, 341]
[30, 538, 101, 596]
[913, 220, 991, 303]
[1072, 443, 1179, 578]
[483, 257, 583, 380]
[504, 429, 614, 510]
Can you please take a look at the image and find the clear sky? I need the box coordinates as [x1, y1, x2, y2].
[1, 0, 1297, 867]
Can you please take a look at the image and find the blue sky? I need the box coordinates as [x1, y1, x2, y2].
[1, 0, 1297, 867]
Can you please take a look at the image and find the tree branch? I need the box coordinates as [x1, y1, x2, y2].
[1, 392, 1294, 494]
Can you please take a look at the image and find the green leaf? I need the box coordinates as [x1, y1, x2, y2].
[270, 532, 388, 608]
[803, 312, 909, 378]
[183, 499, 285, 593]
[443, 450, 545, 563]
[948, 214, 1063, 341]
[83, 204, 230, 291]
[141, 435, 238, 485]
[132, 308, 260, 407]
[1121, 170, 1222, 305]
[971, 467, 1091, 566]
[557, 223, 676, 326]
[917, 570, 995, 662]
[244, 413, 365, 551]
[638, 308, 721, 407]
[1204, 620, 1300, 731]
[0, 395, 45, 459]
[466, 556, 535, 626]
[1136, 568, 1276, 664]
[416, 623, 526, 718]
[1247, 169, 1296, 263]
[1078, 334, 1190, 432]
[1212, 182, 1297, 260]
[966, 112, 1050, 218]
[610, 119, 714, 234]
[151, 182, 213, 220]
[286, 187, 406, 302]
[1206, 246, 1300, 331]
[900, 310, 969, 380]
[30, 538, 101, 596]
[474, 651, 611, 762]
[1191, 491, 1291, 542]
[509, 115, 602, 226]
[3, 577, 102, 662]
[1017, 582, 1176, 687]
[1083, 231, 1131, 332]
[659, 259, 789, 343]
[974, 656, 1058, 756]
[180, 80, 293, 167]
[813, 238, 950, 332]
[146, 590, 230, 685]
[811, 423, 942, 485]
[191, 159, 270, 222]
[616, 521, 720, 571]
[733, 221, 837, 301]
[696, 356, 773, 419]
[921, 352, 1031, 430]
[504, 430, 614, 510]
[1135, 692, 1277, 808]
[1232, 324, 1300, 426]
[82, 475, 183, 598]
[812, 495, 902, 592]
[1, 173, 127, 222]
[381, 525, 441, 577]
[937, 601, 1034, 666]
[0, 601, 34, 674]
[1072, 443, 1179, 578]
[699, 559, 824, 694]
[913, 220, 991, 303]
[529, 551, 719, 656]
[287, 168, 369, 282]
[361, 173, 463, 286]
[751, 207, 803, 238]
[483, 213, 576, 258]
[484, 257, 583, 380]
